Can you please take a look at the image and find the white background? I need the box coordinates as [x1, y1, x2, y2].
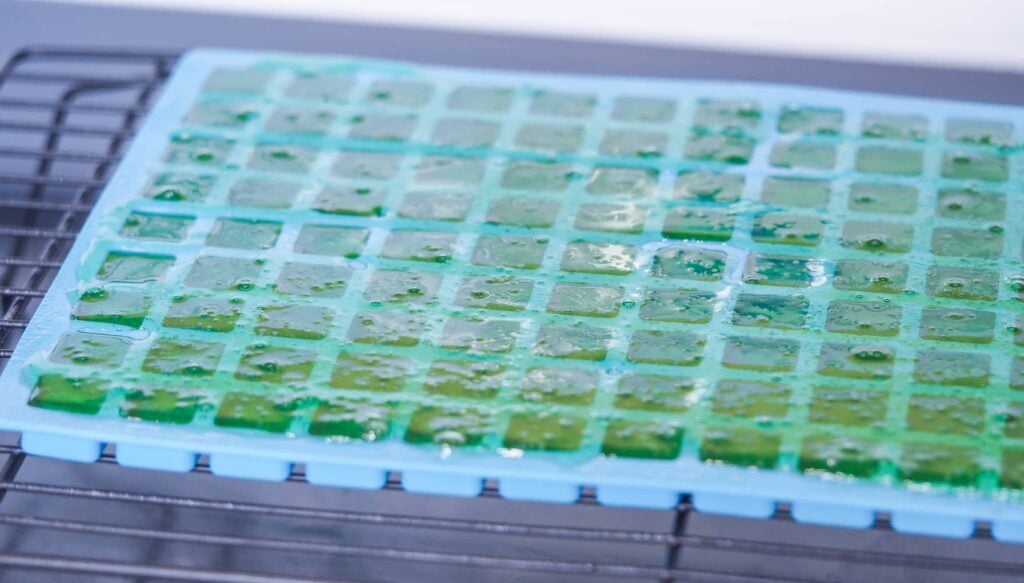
[48, 0, 1024, 72]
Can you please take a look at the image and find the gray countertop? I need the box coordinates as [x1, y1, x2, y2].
[4, 0, 1024, 105]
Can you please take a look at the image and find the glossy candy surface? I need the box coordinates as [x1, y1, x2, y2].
[3, 50, 1024, 534]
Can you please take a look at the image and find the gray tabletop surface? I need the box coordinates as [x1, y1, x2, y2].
[3, 0, 1023, 105]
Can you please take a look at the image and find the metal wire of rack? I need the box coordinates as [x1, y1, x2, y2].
[0, 46, 1022, 583]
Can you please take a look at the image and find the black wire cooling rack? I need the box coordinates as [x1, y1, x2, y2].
[0, 46, 1023, 583]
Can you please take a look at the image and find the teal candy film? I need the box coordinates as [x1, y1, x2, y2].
[2, 49, 1024, 539]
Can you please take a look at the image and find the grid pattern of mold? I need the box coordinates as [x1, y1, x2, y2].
[3, 48, 1024, 583]
[13, 53, 1024, 502]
